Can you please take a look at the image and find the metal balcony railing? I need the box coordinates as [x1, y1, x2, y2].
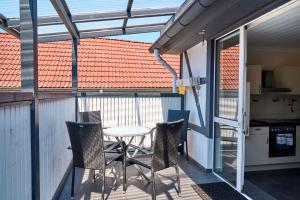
[0, 92, 182, 200]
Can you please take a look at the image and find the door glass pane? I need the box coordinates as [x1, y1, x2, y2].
[215, 33, 239, 121]
[214, 123, 238, 187]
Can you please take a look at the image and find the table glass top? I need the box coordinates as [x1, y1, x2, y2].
[103, 126, 151, 137]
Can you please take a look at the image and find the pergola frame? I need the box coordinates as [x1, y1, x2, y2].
[0, 4, 179, 43]
[38, 23, 166, 42]
[0, 0, 181, 199]
[0, 14, 20, 38]
[50, 0, 80, 41]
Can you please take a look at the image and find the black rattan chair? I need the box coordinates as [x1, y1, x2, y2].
[79, 111, 123, 152]
[66, 121, 123, 200]
[167, 109, 190, 160]
[126, 119, 184, 200]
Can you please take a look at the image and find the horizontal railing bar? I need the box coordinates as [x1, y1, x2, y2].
[0, 100, 32, 107]
[79, 92, 182, 98]
[0, 92, 74, 104]
[0, 92, 34, 103]
[38, 92, 74, 101]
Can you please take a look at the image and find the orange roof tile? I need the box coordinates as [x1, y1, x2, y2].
[0, 33, 179, 90]
[219, 45, 239, 90]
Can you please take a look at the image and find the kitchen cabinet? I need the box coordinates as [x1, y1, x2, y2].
[247, 65, 262, 94]
[246, 126, 300, 167]
[245, 127, 269, 166]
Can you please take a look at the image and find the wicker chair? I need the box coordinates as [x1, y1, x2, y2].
[79, 111, 123, 152]
[167, 109, 190, 160]
[66, 121, 123, 200]
[127, 119, 184, 200]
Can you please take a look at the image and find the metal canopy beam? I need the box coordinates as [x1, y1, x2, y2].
[71, 37, 79, 122]
[0, 14, 20, 38]
[71, 38, 78, 95]
[38, 23, 165, 43]
[7, 7, 178, 28]
[20, 1, 40, 200]
[122, 0, 134, 34]
[50, 0, 79, 40]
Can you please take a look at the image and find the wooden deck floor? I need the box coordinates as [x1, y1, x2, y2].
[59, 156, 221, 200]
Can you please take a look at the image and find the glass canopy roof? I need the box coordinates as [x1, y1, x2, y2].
[0, 0, 186, 42]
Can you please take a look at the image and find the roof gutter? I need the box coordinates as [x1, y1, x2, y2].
[149, 0, 216, 53]
[154, 49, 177, 93]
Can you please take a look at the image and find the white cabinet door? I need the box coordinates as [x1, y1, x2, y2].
[247, 65, 262, 94]
[245, 133, 269, 166]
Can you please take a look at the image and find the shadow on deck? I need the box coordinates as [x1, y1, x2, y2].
[59, 156, 221, 200]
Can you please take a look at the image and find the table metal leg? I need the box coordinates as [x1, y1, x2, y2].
[131, 135, 146, 157]
[116, 136, 150, 183]
[127, 135, 150, 183]
[134, 165, 150, 183]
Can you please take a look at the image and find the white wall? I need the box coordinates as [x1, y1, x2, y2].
[248, 46, 300, 119]
[250, 94, 300, 119]
[0, 103, 32, 200]
[39, 98, 74, 200]
[248, 47, 300, 70]
[0, 98, 75, 200]
[182, 41, 213, 169]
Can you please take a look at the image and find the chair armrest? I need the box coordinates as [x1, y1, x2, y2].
[150, 127, 156, 134]
[128, 144, 153, 155]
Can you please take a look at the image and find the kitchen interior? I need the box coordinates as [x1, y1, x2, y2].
[243, 2, 300, 200]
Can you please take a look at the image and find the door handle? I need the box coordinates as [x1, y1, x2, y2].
[242, 111, 248, 135]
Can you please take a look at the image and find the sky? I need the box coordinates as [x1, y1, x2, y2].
[0, 0, 185, 42]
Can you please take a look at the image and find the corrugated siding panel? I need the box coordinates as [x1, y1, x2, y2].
[0, 103, 32, 200]
[78, 96, 181, 147]
[39, 98, 75, 200]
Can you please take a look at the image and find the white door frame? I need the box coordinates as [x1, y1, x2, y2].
[212, 26, 247, 192]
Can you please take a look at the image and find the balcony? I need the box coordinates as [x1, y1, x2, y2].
[0, 1, 224, 199]
[0, 92, 220, 200]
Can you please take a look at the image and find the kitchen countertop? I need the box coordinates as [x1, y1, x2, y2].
[250, 119, 300, 127]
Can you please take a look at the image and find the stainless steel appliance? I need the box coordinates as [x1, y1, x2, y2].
[269, 125, 296, 157]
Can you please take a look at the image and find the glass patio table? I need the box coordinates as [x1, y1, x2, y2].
[103, 126, 152, 182]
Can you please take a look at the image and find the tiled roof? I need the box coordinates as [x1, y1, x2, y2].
[219, 45, 239, 90]
[0, 33, 179, 90]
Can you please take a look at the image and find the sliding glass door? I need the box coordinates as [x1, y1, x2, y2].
[213, 27, 247, 191]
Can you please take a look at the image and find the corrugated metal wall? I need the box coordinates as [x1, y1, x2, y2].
[0, 103, 32, 200]
[39, 98, 74, 200]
